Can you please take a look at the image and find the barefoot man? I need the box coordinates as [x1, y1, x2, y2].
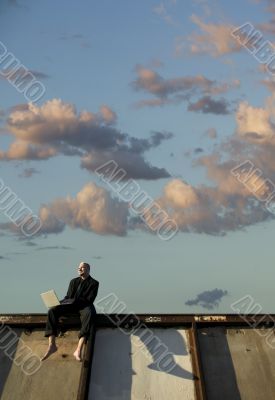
[41, 262, 99, 361]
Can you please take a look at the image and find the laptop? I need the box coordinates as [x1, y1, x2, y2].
[40, 289, 60, 309]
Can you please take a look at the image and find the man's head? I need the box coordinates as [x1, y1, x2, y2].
[78, 262, 90, 279]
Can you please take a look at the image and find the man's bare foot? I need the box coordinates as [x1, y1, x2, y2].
[41, 344, 58, 361]
[73, 349, 82, 361]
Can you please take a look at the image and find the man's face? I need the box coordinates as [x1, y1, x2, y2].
[78, 263, 89, 278]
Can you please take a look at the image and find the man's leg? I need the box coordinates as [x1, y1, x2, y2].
[41, 335, 57, 361]
[44, 306, 60, 338]
[73, 337, 85, 361]
[73, 305, 96, 361]
[42, 304, 77, 361]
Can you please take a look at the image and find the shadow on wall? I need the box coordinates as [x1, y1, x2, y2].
[89, 328, 133, 400]
[198, 327, 241, 400]
[89, 327, 194, 400]
[134, 328, 194, 380]
[0, 326, 20, 398]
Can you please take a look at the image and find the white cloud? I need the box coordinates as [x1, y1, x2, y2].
[40, 182, 129, 236]
[1, 99, 171, 179]
[185, 15, 241, 57]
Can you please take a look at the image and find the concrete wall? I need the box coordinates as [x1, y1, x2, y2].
[198, 327, 275, 400]
[89, 328, 195, 400]
[0, 328, 82, 400]
[3, 322, 275, 400]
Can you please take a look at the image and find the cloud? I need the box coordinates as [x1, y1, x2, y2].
[81, 131, 173, 180]
[29, 70, 50, 80]
[18, 167, 40, 178]
[162, 179, 199, 209]
[148, 59, 164, 69]
[0, 205, 66, 237]
[185, 288, 228, 309]
[99, 105, 117, 125]
[59, 33, 92, 48]
[258, 20, 275, 36]
[2, 96, 275, 239]
[81, 150, 170, 180]
[257, 0, 275, 35]
[148, 96, 275, 235]
[260, 79, 275, 93]
[131, 64, 239, 108]
[236, 100, 275, 143]
[153, 2, 179, 26]
[0, 68, 50, 81]
[24, 241, 37, 246]
[185, 15, 242, 57]
[2, 106, 275, 239]
[35, 182, 129, 237]
[205, 127, 217, 139]
[188, 96, 231, 114]
[9, 104, 30, 112]
[1, 99, 171, 180]
[154, 167, 271, 235]
[0, 141, 58, 161]
[35, 245, 72, 251]
[4, 100, 127, 152]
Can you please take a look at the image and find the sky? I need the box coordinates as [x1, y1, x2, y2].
[0, 0, 275, 314]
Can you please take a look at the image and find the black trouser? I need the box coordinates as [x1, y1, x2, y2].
[44, 304, 96, 340]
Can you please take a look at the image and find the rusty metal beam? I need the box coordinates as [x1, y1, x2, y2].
[76, 324, 97, 400]
[1, 313, 275, 328]
[189, 322, 207, 400]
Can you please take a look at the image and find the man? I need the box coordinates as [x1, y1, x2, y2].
[41, 262, 99, 362]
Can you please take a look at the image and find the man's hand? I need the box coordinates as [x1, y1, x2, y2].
[60, 298, 75, 305]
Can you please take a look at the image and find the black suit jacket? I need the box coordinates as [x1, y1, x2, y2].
[63, 275, 99, 308]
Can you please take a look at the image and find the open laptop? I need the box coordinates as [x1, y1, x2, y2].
[40, 290, 75, 308]
[40, 290, 60, 309]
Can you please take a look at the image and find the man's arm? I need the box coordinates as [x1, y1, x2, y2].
[87, 281, 99, 304]
[63, 279, 75, 299]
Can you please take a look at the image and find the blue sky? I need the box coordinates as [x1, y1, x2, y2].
[1, 0, 275, 314]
